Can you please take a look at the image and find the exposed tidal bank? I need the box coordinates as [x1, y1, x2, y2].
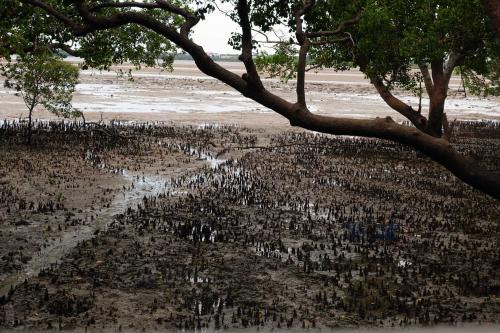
[0, 121, 498, 331]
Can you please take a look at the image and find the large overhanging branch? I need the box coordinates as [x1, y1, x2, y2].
[89, 0, 197, 19]
[21, 0, 86, 34]
[0, 39, 79, 57]
[20, 0, 500, 200]
[23, 0, 247, 89]
[149, 0, 201, 36]
[444, 52, 464, 85]
[74, 0, 199, 37]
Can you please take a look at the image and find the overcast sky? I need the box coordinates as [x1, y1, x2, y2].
[191, 3, 289, 54]
[191, 4, 240, 54]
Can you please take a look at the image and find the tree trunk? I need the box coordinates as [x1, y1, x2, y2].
[426, 62, 448, 137]
[27, 104, 34, 145]
[483, 0, 500, 36]
[427, 92, 446, 137]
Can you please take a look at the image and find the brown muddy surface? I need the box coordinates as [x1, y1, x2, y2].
[0, 121, 498, 331]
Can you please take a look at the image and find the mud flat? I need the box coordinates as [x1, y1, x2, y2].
[0, 121, 498, 331]
[0, 58, 498, 333]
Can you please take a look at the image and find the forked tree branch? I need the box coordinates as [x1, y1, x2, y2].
[21, 0, 85, 34]
[252, 28, 287, 44]
[236, 0, 263, 89]
[153, 0, 201, 36]
[354, 55, 431, 133]
[370, 76, 429, 133]
[426, 53, 464, 137]
[444, 52, 464, 84]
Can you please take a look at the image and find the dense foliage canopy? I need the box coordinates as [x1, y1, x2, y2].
[1, 1, 497, 95]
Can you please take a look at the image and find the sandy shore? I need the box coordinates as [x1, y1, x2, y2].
[1, 60, 498, 128]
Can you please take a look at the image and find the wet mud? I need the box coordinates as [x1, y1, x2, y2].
[0, 120, 498, 331]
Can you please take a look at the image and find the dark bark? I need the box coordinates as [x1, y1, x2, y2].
[426, 61, 446, 136]
[236, 0, 263, 89]
[27, 102, 34, 145]
[370, 76, 429, 133]
[236, 89, 500, 200]
[295, 0, 314, 106]
[353, 55, 431, 134]
[483, 0, 500, 36]
[427, 91, 446, 137]
[418, 64, 434, 97]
